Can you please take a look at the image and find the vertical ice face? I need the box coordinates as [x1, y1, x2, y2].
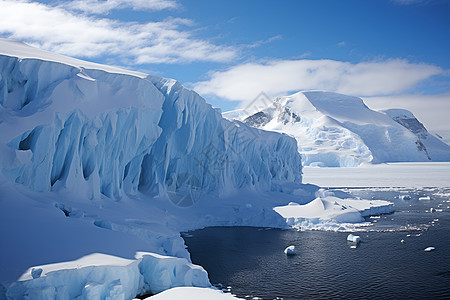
[0, 51, 302, 200]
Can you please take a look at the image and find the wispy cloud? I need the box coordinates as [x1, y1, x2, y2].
[246, 35, 282, 48]
[337, 41, 346, 47]
[60, 0, 178, 15]
[0, 0, 237, 64]
[193, 59, 445, 102]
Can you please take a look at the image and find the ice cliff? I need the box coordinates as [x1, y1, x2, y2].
[0, 39, 302, 200]
[224, 91, 450, 167]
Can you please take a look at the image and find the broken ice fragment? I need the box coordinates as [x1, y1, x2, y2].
[284, 245, 297, 255]
[347, 234, 361, 243]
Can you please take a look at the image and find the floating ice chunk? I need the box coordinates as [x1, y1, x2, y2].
[284, 245, 297, 255]
[419, 196, 431, 201]
[400, 239, 405, 244]
[424, 247, 435, 252]
[400, 195, 411, 200]
[347, 234, 361, 243]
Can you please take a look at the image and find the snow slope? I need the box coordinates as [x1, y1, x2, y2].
[383, 109, 450, 162]
[224, 91, 450, 167]
[0, 40, 395, 299]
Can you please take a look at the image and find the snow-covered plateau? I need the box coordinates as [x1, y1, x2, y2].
[224, 91, 450, 167]
[0, 40, 395, 299]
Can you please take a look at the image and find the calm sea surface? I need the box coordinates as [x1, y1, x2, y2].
[184, 188, 450, 300]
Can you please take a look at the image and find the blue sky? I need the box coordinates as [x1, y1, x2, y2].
[0, 0, 449, 132]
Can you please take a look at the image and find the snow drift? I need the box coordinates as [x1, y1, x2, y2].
[224, 91, 450, 167]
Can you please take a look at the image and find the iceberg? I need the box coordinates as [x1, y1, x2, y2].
[274, 193, 394, 231]
[284, 245, 297, 255]
[347, 234, 361, 243]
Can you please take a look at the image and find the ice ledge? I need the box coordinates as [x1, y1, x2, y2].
[6, 252, 211, 299]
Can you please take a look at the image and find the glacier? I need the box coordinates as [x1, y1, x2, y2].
[224, 91, 450, 167]
[0, 40, 396, 299]
[0, 42, 302, 199]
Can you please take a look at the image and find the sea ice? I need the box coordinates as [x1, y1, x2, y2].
[284, 245, 297, 255]
[424, 247, 435, 252]
[347, 234, 361, 243]
[274, 195, 393, 231]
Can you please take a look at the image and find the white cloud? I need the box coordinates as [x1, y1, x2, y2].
[0, 0, 236, 64]
[60, 0, 178, 15]
[193, 59, 444, 102]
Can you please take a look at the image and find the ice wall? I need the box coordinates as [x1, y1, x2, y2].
[0, 53, 302, 200]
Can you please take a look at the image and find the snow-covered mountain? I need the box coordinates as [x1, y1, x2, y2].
[224, 91, 450, 167]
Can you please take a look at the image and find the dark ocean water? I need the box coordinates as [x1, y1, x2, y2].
[184, 188, 450, 300]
